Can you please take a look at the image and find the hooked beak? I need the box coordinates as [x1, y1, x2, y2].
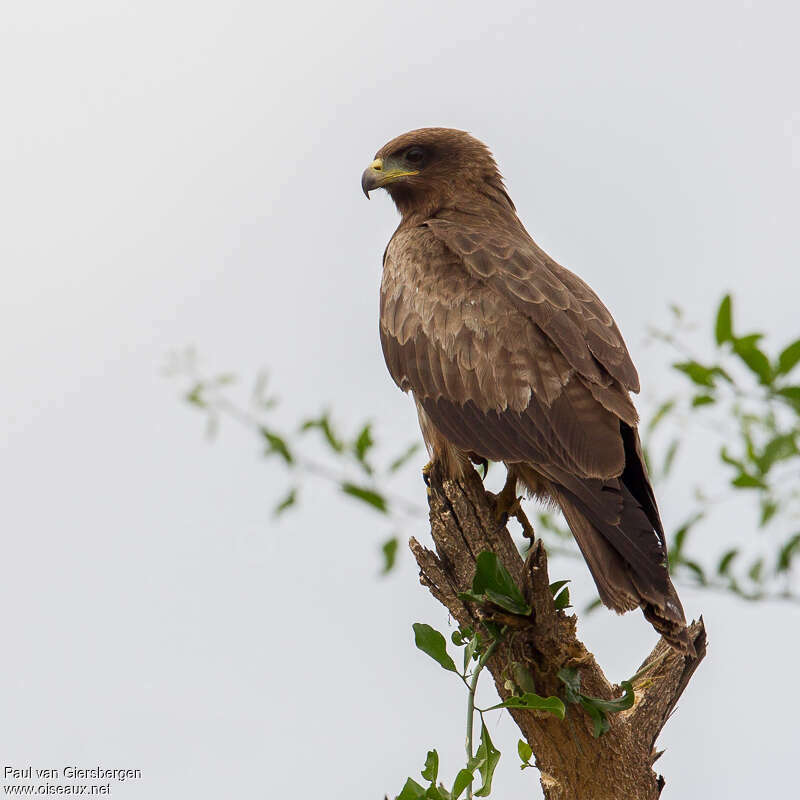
[361, 158, 383, 198]
[361, 157, 419, 198]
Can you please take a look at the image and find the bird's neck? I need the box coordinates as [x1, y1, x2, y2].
[391, 175, 516, 227]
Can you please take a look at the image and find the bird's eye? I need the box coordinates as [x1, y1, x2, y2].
[405, 146, 425, 164]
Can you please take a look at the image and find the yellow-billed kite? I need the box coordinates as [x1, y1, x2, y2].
[362, 128, 689, 650]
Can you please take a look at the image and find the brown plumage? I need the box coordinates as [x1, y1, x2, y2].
[362, 127, 690, 651]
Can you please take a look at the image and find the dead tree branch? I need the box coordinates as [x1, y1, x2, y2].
[410, 467, 707, 800]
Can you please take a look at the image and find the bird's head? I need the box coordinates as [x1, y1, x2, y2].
[361, 128, 514, 220]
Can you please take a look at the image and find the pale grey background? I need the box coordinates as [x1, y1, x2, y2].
[1, 1, 799, 797]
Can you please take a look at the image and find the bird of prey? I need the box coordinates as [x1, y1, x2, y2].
[361, 127, 690, 651]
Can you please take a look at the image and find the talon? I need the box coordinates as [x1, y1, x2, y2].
[490, 469, 536, 540]
[421, 461, 433, 487]
[510, 499, 536, 540]
[469, 453, 489, 480]
[491, 471, 518, 521]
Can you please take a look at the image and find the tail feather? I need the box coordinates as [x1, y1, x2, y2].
[555, 484, 690, 653]
[553, 488, 640, 613]
[515, 447, 691, 653]
[642, 593, 693, 654]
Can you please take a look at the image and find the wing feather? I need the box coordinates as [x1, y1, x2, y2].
[380, 226, 632, 479]
[425, 212, 640, 392]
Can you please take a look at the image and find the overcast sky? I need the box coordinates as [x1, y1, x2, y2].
[2, 1, 799, 798]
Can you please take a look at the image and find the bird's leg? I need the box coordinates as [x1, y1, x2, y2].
[490, 468, 536, 540]
[491, 469, 518, 520]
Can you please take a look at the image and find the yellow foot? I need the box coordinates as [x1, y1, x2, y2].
[421, 461, 433, 487]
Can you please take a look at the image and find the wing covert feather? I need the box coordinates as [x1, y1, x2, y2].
[379, 225, 636, 479]
[425, 212, 640, 392]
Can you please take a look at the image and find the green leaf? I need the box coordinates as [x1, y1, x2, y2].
[731, 473, 767, 489]
[553, 586, 571, 610]
[646, 399, 676, 435]
[775, 386, 800, 412]
[389, 442, 422, 473]
[381, 537, 399, 574]
[673, 361, 714, 387]
[473, 722, 501, 797]
[581, 701, 610, 738]
[341, 482, 388, 513]
[759, 498, 778, 527]
[185, 383, 206, 407]
[273, 488, 297, 516]
[717, 548, 739, 576]
[549, 579, 570, 596]
[715, 294, 733, 344]
[467, 551, 532, 616]
[413, 623, 458, 674]
[662, 439, 680, 477]
[732, 336, 773, 385]
[777, 533, 800, 572]
[683, 560, 707, 584]
[777, 339, 800, 376]
[517, 739, 533, 764]
[300, 414, 344, 452]
[756, 434, 798, 474]
[673, 361, 730, 388]
[486, 693, 566, 719]
[485, 587, 530, 614]
[421, 750, 439, 783]
[691, 394, 715, 407]
[582, 681, 635, 716]
[352, 423, 374, 471]
[669, 512, 704, 566]
[260, 428, 293, 464]
[557, 667, 582, 704]
[451, 628, 471, 647]
[748, 558, 764, 583]
[734, 333, 764, 349]
[451, 770, 473, 800]
[397, 778, 427, 800]
[558, 669, 634, 738]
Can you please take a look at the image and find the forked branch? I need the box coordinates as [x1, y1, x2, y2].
[410, 466, 707, 800]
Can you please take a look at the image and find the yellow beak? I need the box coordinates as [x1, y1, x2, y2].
[361, 158, 419, 197]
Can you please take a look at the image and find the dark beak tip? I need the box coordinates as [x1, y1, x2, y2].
[361, 170, 372, 199]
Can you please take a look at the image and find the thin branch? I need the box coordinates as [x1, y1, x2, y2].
[194, 380, 428, 519]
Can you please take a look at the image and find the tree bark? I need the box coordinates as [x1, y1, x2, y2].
[410, 466, 707, 800]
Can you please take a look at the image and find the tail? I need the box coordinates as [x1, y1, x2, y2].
[554, 487, 691, 653]
[516, 425, 692, 653]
